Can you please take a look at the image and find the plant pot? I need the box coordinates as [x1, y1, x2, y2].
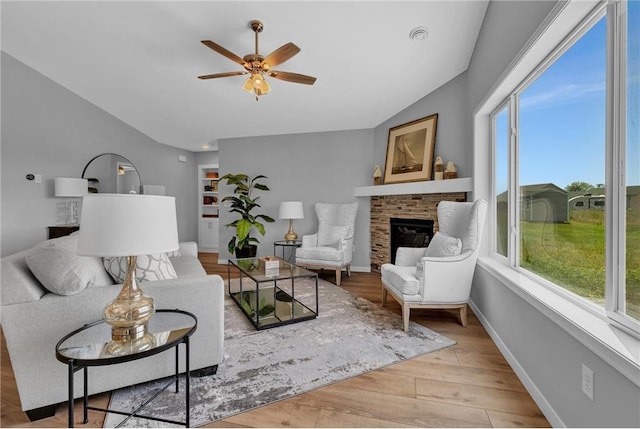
[235, 245, 257, 259]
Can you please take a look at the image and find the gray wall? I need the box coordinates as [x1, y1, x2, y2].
[1, 52, 198, 256]
[466, 1, 640, 427]
[218, 129, 372, 269]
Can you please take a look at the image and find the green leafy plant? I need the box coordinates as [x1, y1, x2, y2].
[221, 173, 275, 256]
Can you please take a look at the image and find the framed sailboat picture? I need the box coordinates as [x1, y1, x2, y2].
[383, 113, 438, 184]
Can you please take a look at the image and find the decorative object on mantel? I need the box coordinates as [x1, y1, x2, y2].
[373, 165, 382, 185]
[444, 161, 458, 179]
[383, 113, 438, 184]
[434, 156, 444, 180]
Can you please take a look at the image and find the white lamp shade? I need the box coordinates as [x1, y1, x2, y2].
[77, 194, 179, 257]
[55, 178, 88, 197]
[279, 201, 304, 220]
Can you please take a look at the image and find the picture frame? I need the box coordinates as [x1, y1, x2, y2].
[383, 113, 438, 184]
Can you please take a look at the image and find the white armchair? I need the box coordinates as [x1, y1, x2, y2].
[295, 202, 358, 286]
[381, 199, 488, 331]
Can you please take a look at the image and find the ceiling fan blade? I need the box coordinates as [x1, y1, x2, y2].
[261, 43, 300, 69]
[198, 71, 248, 80]
[201, 40, 248, 67]
[267, 70, 317, 85]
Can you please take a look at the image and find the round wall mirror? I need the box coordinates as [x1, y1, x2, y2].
[81, 153, 141, 194]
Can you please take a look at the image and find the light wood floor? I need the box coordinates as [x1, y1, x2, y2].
[1, 253, 550, 428]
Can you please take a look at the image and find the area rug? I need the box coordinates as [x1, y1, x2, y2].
[104, 277, 456, 427]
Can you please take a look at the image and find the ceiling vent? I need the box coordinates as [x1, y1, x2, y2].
[409, 26, 429, 41]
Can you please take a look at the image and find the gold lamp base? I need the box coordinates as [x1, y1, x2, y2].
[103, 255, 155, 342]
[284, 219, 298, 242]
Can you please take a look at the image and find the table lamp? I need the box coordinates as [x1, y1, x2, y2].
[54, 177, 88, 225]
[279, 201, 304, 242]
[77, 194, 179, 350]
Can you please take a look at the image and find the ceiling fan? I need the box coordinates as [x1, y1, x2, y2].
[198, 20, 317, 100]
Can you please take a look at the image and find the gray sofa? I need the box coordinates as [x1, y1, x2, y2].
[1, 238, 224, 420]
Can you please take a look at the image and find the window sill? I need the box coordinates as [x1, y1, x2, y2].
[477, 256, 640, 387]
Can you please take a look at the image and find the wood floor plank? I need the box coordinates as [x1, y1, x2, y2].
[455, 349, 513, 372]
[416, 379, 545, 418]
[1, 257, 550, 428]
[315, 409, 414, 428]
[487, 410, 552, 428]
[291, 384, 493, 428]
[333, 370, 417, 398]
[386, 360, 527, 392]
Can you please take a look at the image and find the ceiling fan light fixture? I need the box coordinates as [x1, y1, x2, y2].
[261, 76, 271, 94]
[242, 77, 254, 93]
[252, 73, 264, 89]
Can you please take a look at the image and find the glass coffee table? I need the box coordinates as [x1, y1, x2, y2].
[227, 256, 318, 330]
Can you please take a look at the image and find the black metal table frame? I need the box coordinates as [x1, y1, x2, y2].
[273, 240, 302, 262]
[227, 258, 318, 330]
[55, 309, 197, 428]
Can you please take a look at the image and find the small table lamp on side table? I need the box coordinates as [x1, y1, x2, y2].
[77, 194, 179, 355]
[279, 201, 304, 243]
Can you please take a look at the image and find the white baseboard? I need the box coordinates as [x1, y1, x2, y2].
[468, 300, 565, 428]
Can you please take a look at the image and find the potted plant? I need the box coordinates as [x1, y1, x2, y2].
[221, 173, 275, 258]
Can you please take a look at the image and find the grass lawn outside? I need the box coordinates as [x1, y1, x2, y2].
[520, 209, 639, 321]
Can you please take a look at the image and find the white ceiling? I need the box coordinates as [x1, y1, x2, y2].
[1, 1, 488, 152]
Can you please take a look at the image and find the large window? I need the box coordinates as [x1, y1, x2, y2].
[490, 1, 639, 331]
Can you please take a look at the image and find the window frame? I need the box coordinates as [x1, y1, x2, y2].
[487, 0, 638, 335]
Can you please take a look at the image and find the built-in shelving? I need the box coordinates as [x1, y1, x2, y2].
[354, 177, 473, 197]
[198, 164, 219, 252]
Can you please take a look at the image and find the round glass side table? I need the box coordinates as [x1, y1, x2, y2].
[55, 309, 197, 428]
[273, 239, 302, 262]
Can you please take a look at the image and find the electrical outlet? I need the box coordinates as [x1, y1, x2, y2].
[35, 174, 42, 183]
[582, 364, 594, 401]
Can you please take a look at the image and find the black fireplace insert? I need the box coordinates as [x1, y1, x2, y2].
[389, 218, 435, 263]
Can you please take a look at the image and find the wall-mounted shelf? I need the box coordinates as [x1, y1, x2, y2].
[354, 177, 472, 197]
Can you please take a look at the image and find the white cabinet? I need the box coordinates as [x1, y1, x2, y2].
[198, 164, 219, 252]
[199, 218, 219, 251]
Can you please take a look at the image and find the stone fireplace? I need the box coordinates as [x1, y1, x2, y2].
[370, 192, 466, 272]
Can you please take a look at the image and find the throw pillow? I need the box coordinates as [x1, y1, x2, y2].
[317, 225, 349, 247]
[424, 232, 462, 258]
[103, 253, 178, 283]
[25, 235, 113, 296]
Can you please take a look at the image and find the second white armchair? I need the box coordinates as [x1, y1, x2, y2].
[296, 202, 358, 286]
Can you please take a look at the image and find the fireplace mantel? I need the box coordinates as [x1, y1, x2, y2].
[354, 177, 472, 197]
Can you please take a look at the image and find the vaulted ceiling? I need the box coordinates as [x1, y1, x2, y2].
[1, 1, 488, 151]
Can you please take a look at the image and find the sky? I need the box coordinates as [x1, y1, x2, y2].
[496, 2, 639, 193]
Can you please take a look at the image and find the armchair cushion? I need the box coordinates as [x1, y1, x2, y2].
[381, 264, 420, 295]
[317, 225, 349, 247]
[395, 247, 427, 266]
[296, 246, 344, 262]
[424, 232, 462, 257]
